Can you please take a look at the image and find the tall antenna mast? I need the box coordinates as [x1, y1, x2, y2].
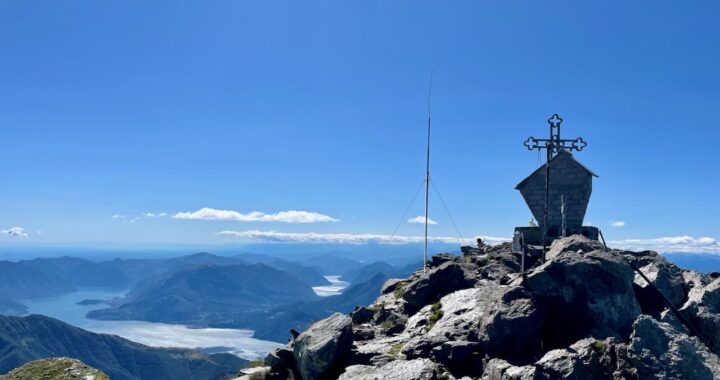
[423, 72, 433, 273]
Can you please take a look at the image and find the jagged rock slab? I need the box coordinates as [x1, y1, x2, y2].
[481, 359, 535, 380]
[680, 275, 720, 354]
[338, 359, 438, 380]
[545, 235, 604, 261]
[401, 261, 475, 315]
[524, 249, 641, 346]
[293, 312, 353, 380]
[622, 315, 720, 380]
[534, 338, 612, 380]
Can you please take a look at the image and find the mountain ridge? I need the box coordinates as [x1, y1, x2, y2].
[260, 236, 720, 380]
[0, 314, 246, 380]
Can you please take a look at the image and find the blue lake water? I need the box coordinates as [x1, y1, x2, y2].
[23, 288, 284, 360]
[312, 275, 350, 296]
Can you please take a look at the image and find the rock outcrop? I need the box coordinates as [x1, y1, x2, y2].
[0, 358, 109, 380]
[293, 313, 353, 380]
[523, 249, 642, 347]
[263, 236, 720, 380]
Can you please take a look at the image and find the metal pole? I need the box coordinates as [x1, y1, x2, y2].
[542, 142, 551, 261]
[423, 113, 431, 273]
[561, 194, 566, 238]
[521, 233, 526, 284]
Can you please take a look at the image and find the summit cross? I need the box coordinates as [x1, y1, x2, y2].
[523, 114, 588, 158]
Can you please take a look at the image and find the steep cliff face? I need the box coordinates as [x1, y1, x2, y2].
[261, 236, 720, 380]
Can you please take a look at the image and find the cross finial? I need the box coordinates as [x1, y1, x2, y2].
[548, 114, 563, 129]
[522, 114, 588, 155]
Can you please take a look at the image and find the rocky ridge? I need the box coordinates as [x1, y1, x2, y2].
[0, 357, 109, 380]
[260, 235, 720, 380]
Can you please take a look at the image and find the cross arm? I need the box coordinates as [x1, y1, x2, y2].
[523, 136, 588, 152]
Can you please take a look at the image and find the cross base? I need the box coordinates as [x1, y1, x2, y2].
[511, 226, 600, 253]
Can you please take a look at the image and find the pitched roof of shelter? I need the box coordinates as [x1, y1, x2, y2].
[515, 149, 598, 190]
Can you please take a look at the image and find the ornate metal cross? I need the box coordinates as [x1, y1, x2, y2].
[523, 114, 588, 158]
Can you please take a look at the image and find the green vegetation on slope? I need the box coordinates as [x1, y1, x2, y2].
[0, 357, 109, 380]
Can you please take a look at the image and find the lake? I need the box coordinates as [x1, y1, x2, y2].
[312, 275, 350, 296]
[23, 288, 284, 360]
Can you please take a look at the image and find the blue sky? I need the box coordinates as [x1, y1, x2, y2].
[0, 1, 718, 253]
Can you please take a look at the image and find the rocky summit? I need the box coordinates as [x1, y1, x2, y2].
[0, 357, 109, 380]
[260, 235, 720, 380]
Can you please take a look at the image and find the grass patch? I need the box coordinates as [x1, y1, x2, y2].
[247, 360, 265, 368]
[426, 302, 444, 332]
[381, 319, 397, 332]
[393, 285, 406, 299]
[591, 339, 606, 353]
[388, 343, 404, 356]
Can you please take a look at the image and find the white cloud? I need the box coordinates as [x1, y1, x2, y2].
[2, 227, 28, 237]
[609, 236, 720, 254]
[143, 212, 167, 218]
[112, 214, 126, 219]
[215, 230, 509, 246]
[174, 208, 339, 223]
[408, 216, 437, 225]
[610, 221, 626, 228]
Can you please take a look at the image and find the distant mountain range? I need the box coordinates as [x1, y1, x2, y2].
[663, 252, 720, 273]
[0, 261, 74, 307]
[0, 248, 422, 378]
[0, 252, 332, 315]
[88, 263, 321, 325]
[0, 314, 246, 380]
[247, 272, 394, 342]
[87, 253, 419, 341]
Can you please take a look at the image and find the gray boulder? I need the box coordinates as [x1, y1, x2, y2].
[381, 279, 407, 295]
[481, 359, 536, 380]
[354, 327, 376, 341]
[374, 308, 407, 336]
[293, 312, 353, 380]
[524, 248, 641, 346]
[352, 306, 375, 325]
[471, 286, 544, 360]
[432, 341, 482, 376]
[620, 315, 720, 380]
[403, 288, 486, 359]
[680, 276, 720, 354]
[430, 253, 459, 268]
[338, 359, 438, 380]
[401, 261, 475, 315]
[534, 338, 612, 379]
[264, 346, 298, 380]
[479, 263, 516, 284]
[632, 258, 687, 314]
[545, 234, 604, 261]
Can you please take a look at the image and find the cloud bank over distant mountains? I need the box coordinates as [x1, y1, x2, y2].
[174, 208, 339, 223]
[610, 236, 720, 254]
[216, 230, 720, 254]
[216, 229, 507, 245]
